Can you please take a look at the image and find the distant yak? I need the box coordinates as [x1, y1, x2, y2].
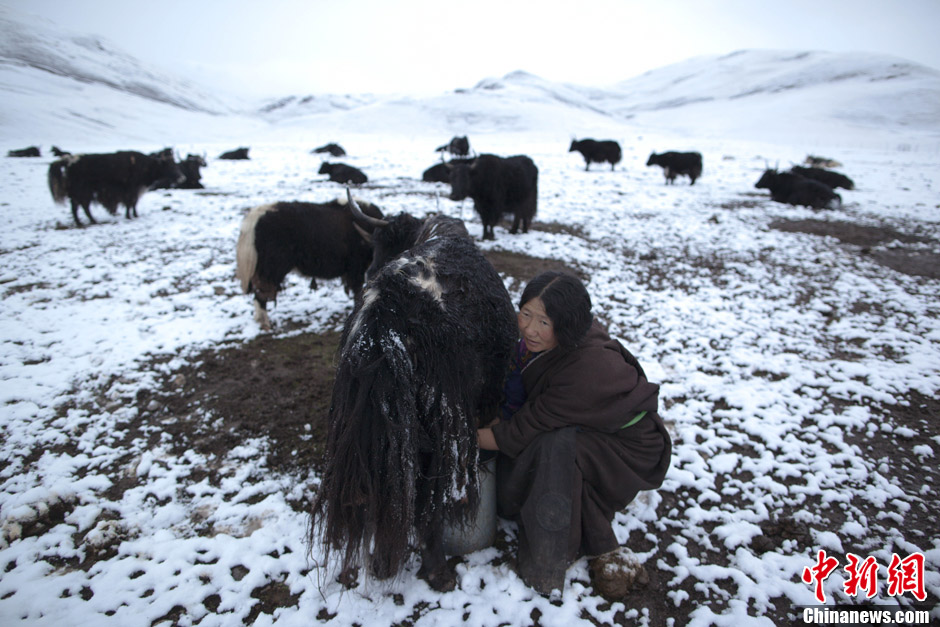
[448, 154, 538, 240]
[219, 147, 250, 160]
[646, 151, 703, 185]
[7, 146, 41, 158]
[755, 168, 841, 210]
[569, 138, 622, 171]
[435, 136, 471, 158]
[319, 162, 368, 185]
[313, 143, 346, 157]
[788, 165, 854, 191]
[48, 151, 183, 226]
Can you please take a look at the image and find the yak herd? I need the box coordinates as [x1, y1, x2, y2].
[11, 134, 854, 592]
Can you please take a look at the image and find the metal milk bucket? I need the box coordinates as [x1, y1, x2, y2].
[442, 454, 497, 555]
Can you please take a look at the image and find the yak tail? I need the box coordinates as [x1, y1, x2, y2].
[48, 159, 69, 204]
[309, 299, 480, 580]
[235, 204, 275, 294]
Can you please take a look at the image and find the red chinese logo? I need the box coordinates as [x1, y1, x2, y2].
[802, 550, 926, 603]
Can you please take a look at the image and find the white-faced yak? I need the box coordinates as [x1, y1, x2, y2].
[646, 151, 703, 185]
[569, 138, 622, 171]
[235, 197, 383, 330]
[308, 191, 517, 592]
[48, 150, 183, 227]
[448, 153, 538, 240]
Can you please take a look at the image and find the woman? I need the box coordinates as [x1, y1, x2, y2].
[478, 271, 671, 596]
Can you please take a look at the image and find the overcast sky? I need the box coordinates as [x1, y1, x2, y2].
[5, 0, 940, 98]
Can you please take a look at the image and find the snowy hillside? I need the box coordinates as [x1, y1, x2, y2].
[3, 5, 940, 150]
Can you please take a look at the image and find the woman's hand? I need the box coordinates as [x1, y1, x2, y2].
[477, 427, 499, 451]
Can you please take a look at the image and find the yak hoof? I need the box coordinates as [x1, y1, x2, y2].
[418, 564, 457, 592]
[253, 301, 272, 330]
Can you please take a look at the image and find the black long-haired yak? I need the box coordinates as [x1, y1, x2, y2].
[308, 191, 517, 592]
[48, 151, 183, 226]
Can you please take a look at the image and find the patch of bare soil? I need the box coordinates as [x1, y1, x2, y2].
[769, 218, 940, 278]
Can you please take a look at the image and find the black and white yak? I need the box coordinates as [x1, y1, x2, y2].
[755, 169, 842, 210]
[319, 162, 368, 185]
[48, 151, 183, 227]
[309, 191, 517, 592]
[646, 151, 703, 185]
[235, 197, 384, 329]
[788, 165, 855, 190]
[569, 138, 622, 171]
[448, 153, 538, 240]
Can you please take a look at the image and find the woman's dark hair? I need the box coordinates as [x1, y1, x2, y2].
[519, 271, 593, 348]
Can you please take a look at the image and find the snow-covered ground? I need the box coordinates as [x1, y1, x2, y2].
[1, 7, 939, 626]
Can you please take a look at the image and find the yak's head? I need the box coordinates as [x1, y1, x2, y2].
[318, 162, 333, 175]
[569, 139, 580, 152]
[755, 169, 779, 189]
[447, 161, 473, 201]
[646, 152, 659, 166]
[347, 190, 423, 280]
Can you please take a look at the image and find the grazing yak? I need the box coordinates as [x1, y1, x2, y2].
[7, 146, 41, 158]
[309, 191, 516, 592]
[789, 165, 854, 190]
[569, 138, 622, 171]
[48, 151, 183, 227]
[219, 147, 250, 160]
[448, 153, 538, 240]
[755, 169, 842, 210]
[51, 146, 71, 157]
[646, 151, 703, 185]
[313, 143, 347, 157]
[319, 162, 368, 185]
[435, 135, 471, 157]
[235, 196, 383, 329]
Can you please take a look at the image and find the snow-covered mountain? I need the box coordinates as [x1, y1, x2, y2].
[2, 5, 939, 149]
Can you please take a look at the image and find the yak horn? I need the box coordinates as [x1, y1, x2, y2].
[347, 188, 388, 229]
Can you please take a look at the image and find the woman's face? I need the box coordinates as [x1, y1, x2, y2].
[517, 297, 559, 352]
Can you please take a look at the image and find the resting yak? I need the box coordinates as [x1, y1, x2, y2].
[309, 191, 517, 592]
[8, 146, 41, 158]
[569, 138, 622, 171]
[235, 196, 383, 329]
[449, 153, 538, 240]
[319, 162, 368, 185]
[646, 151, 703, 185]
[755, 168, 842, 210]
[48, 151, 183, 226]
[789, 165, 854, 191]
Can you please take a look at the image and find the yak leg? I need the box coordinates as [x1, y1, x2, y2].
[309, 278, 318, 290]
[418, 531, 456, 592]
[253, 296, 272, 330]
[510, 212, 520, 235]
[70, 199, 84, 227]
[76, 199, 96, 226]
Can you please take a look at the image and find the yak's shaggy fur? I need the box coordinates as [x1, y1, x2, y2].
[309, 220, 516, 591]
[48, 151, 183, 226]
[646, 151, 703, 185]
